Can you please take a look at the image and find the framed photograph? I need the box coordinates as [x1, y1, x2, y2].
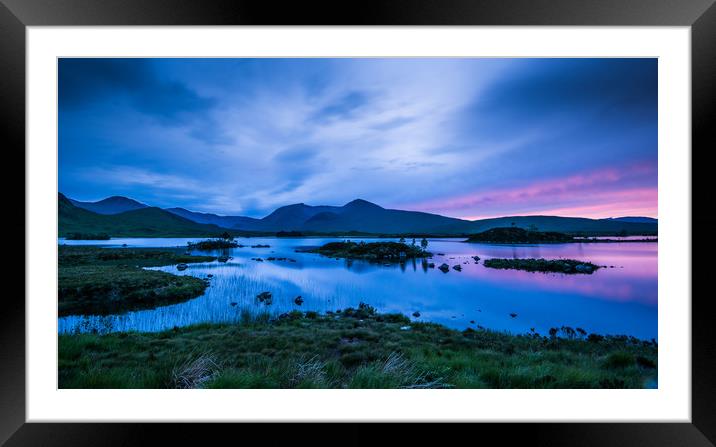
[6, 0, 715, 444]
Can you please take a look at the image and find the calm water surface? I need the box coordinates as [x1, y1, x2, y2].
[58, 237, 657, 339]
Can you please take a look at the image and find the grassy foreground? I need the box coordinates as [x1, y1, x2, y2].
[59, 305, 657, 389]
[59, 246, 215, 316]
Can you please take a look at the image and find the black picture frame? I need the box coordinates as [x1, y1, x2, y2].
[4, 0, 715, 445]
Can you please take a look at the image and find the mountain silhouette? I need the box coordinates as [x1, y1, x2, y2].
[60, 194, 658, 236]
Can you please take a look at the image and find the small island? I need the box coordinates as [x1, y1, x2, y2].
[466, 227, 574, 244]
[187, 239, 241, 250]
[186, 233, 243, 250]
[483, 258, 601, 274]
[302, 241, 431, 262]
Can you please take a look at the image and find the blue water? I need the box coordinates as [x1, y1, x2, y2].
[57, 237, 658, 339]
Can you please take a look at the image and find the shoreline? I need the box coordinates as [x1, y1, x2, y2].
[60, 235, 658, 243]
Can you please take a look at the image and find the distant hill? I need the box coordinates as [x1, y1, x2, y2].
[607, 216, 658, 224]
[60, 193, 658, 237]
[466, 227, 574, 243]
[465, 215, 657, 235]
[69, 196, 149, 215]
[253, 203, 341, 231]
[165, 207, 261, 229]
[59, 193, 229, 238]
[298, 199, 470, 234]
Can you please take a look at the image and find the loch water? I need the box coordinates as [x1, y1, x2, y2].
[58, 237, 657, 340]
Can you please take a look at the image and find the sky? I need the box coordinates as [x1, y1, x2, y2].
[58, 58, 657, 220]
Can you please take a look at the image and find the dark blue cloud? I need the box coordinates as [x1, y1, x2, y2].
[59, 58, 216, 124]
[470, 58, 656, 120]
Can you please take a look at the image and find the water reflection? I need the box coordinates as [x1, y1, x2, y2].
[58, 237, 657, 339]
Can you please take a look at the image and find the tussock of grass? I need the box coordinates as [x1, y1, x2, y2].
[59, 309, 657, 389]
[172, 352, 222, 389]
[290, 355, 329, 388]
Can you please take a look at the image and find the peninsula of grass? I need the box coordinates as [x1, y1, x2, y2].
[483, 258, 601, 274]
[302, 241, 431, 262]
[467, 227, 575, 244]
[58, 246, 216, 316]
[58, 304, 657, 389]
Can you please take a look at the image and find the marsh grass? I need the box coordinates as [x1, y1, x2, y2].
[59, 309, 657, 389]
[58, 246, 216, 316]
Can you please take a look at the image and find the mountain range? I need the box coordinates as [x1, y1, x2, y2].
[60, 193, 226, 237]
[60, 193, 658, 237]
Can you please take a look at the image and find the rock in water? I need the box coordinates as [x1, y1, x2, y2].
[575, 264, 594, 273]
[176, 263, 188, 271]
[256, 291, 273, 305]
[438, 263, 450, 273]
[453, 265, 462, 272]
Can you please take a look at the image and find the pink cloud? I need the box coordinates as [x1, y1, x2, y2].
[400, 163, 657, 219]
